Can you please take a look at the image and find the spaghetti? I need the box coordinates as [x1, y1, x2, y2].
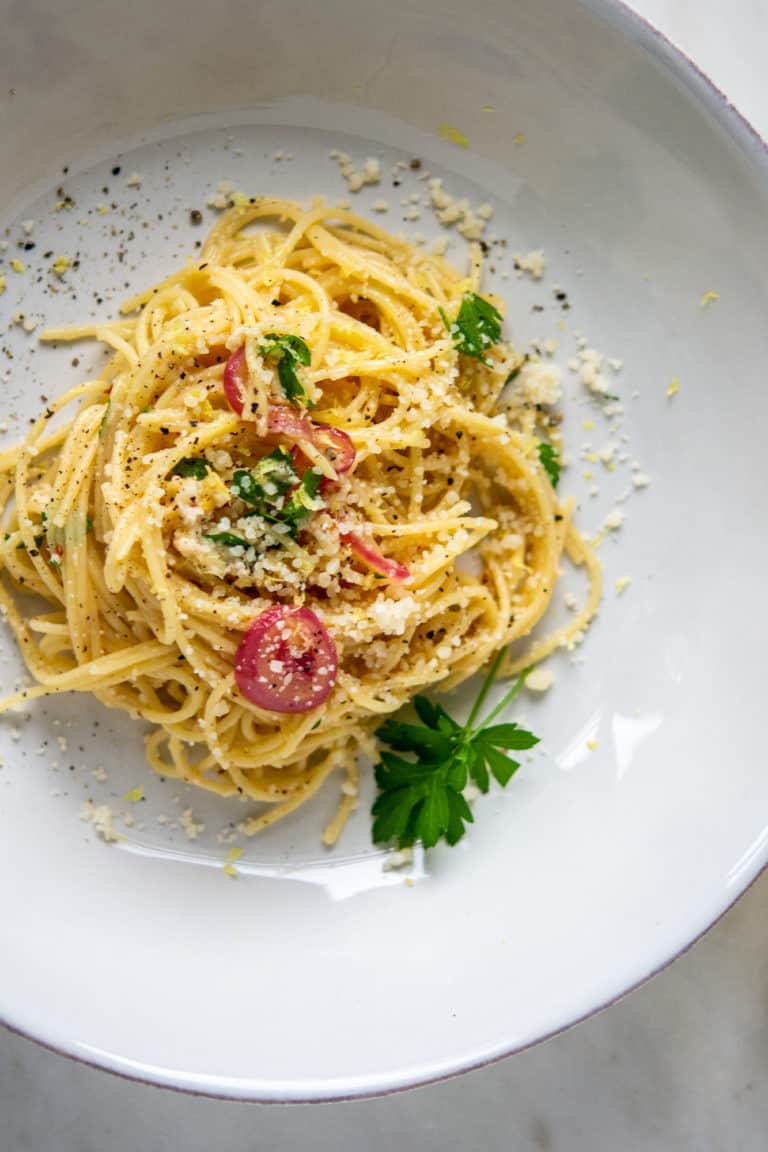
[0, 197, 600, 842]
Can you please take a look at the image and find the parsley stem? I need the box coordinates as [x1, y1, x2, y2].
[477, 667, 532, 731]
[465, 646, 506, 731]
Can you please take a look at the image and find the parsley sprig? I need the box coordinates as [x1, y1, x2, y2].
[372, 650, 539, 850]
[439, 291, 503, 365]
[537, 441, 560, 487]
[259, 333, 313, 407]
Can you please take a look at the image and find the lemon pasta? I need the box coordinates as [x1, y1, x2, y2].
[0, 197, 600, 844]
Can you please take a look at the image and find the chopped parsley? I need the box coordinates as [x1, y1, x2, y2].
[259, 333, 313, 407]
[231, 447, 297, 514]
[372, 651, 538, 850]
[439, 291, 503, 364]
[172, 457, 210, 480]
[537, 441, 560, 487]
[223, 454, 323, 546]
[204, 530, 250, 549]
[281, 468, 324, 538]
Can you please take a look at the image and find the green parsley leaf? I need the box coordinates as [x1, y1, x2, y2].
[376, 717, 454, 759]
[172, 457, 210, 480]
[281, 468, 324, 537]
[259, 333, 313, 408]
[537, 441, 560, 487]
[439, 291, 503, 364]
[231, 448, 297, 512]
[372, 652, 539, 851]
[204, 531, 250, 549]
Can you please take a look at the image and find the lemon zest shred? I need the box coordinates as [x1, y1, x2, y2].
[439, 123, 469, 149]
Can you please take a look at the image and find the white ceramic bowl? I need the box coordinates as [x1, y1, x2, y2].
[1, 0, 766, 1101]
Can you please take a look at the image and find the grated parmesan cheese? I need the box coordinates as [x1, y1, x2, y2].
[179, 808, 205, 840]
[518, 360, 562, 406]
[80, 799, 121, 843]
[514, 250, 545, 280]
[526, 666, 555, 692]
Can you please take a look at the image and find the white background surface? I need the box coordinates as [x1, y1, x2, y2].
[2, 1, 767, 1148]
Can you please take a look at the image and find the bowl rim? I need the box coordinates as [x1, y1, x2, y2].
[1, 0, 767, 1103]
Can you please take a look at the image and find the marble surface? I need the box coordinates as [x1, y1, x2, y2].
[2, 1, 768, 1148]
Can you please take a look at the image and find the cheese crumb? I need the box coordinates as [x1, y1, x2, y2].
[207, 180, 241, 210]
[571, 346, 615, 395]
[615, 577, 633, 595]
[179, 808, 204, 840]
[51, 255, 71, 278]
[632, 472, 651, 489]
[667, 377, 680, 398]
[700, 290, 719, 307]
[371, 199, 389, 213]
[383, 847, 413, 872]
[518, 360, 562, 405]
[526, 666, 554, 692]
[368, 594, 418, 636]
[126, 172, 143, 187]
[123, 786, 144, 803]
[514, 250, 545, 280]
[10, 258, 24, 274]
[586, 739, 598, 751]
[604, 508, 624, 531]
[0, 274, 5, 295]
[81, 799, 122, 843]
[329, 151, 381, 193]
